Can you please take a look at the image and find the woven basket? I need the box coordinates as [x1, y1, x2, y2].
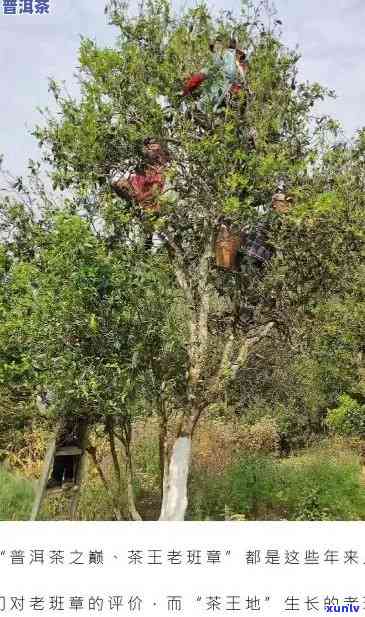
[215, 226, 241, 270]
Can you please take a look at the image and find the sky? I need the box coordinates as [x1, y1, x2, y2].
[0, 0, 364, 179]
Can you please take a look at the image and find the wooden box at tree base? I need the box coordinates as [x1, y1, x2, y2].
[215, 226, 241, 270]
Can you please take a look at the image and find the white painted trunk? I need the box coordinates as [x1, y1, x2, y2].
[159, 436, 192, 521]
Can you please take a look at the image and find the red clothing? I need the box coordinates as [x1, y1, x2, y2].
[229, 83, 242, 95]
[182, 72, 207, 96]
[128, 166, 165, 212]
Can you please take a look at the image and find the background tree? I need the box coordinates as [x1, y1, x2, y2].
[0, 195, 187, 518]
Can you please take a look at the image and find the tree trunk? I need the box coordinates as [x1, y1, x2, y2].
[159, 435, 192, 521]
[106, 417, 122, 487]
[123, 443, 142, 521]
[158, 293, 208, 521]
[87, 445, 124, 521]
[105, 417, 131, 519]
[117, 419, 142, 521]
[158, 398, 169, 498]
[159, 234, 211, 520]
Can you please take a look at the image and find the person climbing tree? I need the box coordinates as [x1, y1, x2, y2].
[110, 138, 169, 211]
[110, 138, 170, 251]
[182, 36, 249, 113]
[244, 189, 293, 268]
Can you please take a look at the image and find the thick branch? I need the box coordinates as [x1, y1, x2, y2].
[208, 321, 275, 402]
[231, 321, 275, 380]
[164, 231, 193, 306]
[87, 445, 124, 521]
[105, 417, 122, 488]
[158, 397, 169, 498]
[196, 236, 213, 360]
[187, 234, 213, 390]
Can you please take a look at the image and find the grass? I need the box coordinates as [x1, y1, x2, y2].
[278, 448, 365, 520]
[2, 419, 365, 521]
[0, 466, 34, 520]
[187, 446, 365, 521]
[68, 439, 365, 521]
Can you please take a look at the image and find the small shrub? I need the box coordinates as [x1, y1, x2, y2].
[244, 401, 314, 452]
[326, 394, 365, 438]
[290, 487, 332, 521]
[193, 419, 240, 475]
[236, 417, 280, 455]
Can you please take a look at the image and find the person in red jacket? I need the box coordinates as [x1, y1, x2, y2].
[111, 139, 169, 213]
[110, 139, 170, 252]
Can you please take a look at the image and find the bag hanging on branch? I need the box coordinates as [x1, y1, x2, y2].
[215, 224, 241, 270]
[271, 191, 294, 214]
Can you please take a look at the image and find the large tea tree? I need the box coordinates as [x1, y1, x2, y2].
[33, 0, 363, 519]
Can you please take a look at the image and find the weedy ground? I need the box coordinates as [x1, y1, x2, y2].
[2, 418, 365, 521]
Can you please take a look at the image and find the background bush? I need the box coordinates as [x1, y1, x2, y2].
[326, 394, 365, 438]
